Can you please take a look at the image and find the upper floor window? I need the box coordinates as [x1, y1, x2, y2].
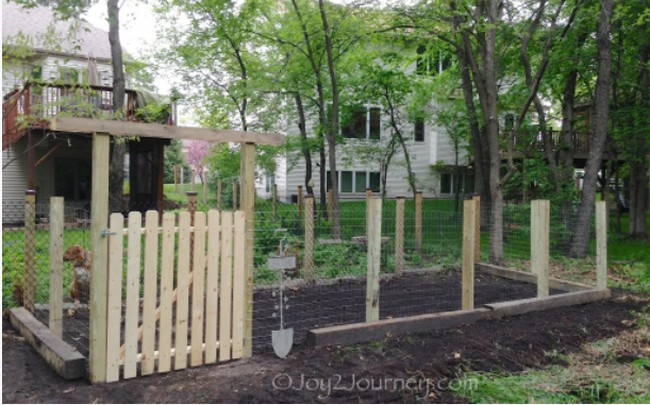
[59, 67, 81, 83]
[416, 45, 452, 76]
[414, 117, 425, 142]
[342, 106, 381, 140]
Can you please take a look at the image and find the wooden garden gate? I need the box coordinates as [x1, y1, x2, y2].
[104, 209, 246, 381]
[47, 117, 283, 383]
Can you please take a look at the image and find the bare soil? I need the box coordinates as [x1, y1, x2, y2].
[3, 291, 647, 403]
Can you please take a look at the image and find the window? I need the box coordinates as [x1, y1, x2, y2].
[355, 172, 367, 193]
[265, 173, 274, 193]
[30, 66, 42, 81]
[60, 67, 80, 83]
[440, 173, 452, 194]
[369, 172, 381, 192]
[414, 118, 425, 142]
[341, 171, 353, 193]
[416, 45, 452, 76]
[342, 109, 366, 139]
[440, 172, 475, 194]
[342, 106, 381, 140]
[369, 108, 380, 139]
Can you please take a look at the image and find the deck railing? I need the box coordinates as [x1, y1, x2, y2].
[2, 82, 142, 149]
[507, 128, 595, 156]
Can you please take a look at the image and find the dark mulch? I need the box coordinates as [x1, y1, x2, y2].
[3, 291, 646, 403]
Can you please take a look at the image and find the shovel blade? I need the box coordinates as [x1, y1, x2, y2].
[272, 328, 294, 359]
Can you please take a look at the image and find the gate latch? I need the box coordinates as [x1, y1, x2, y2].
[100, 229, 116, 238]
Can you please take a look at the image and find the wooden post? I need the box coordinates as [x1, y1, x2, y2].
[462, 199, 476, 310]
[415, 191, 423, 252]
[232, 179, 238, 210]
[596, 201, 608, 290]
[89, 132, 110, 383]
[202, 170, 208, 205]
[531, 200, 550, 297]
[180, 166, 184, 192]
[297, 185, 303, 220]
[366, 189, 373, 237]
[48, 196, 64, 338]
[173, 164, 178, 191]
[217, 178, 222, 211]
[395, 197, 405, 275]
[187, 192, 198, 223]
[239, 143, 255, 358]
[366, 198, 382, 323]
[473, 195, 481, 262]
[23, 190, 36, 312]
[327, 189, 334, 221]
[272, 183, 278, 222]
[304, 195, 314, 282]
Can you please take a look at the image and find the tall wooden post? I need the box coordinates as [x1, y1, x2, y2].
[366, 198, 382, 322]
[217, 178, 222, 211]
[49, 197, 64, 338]
[395, 197, 405, 275]
[180, 166, 184, 192]
[297, 185, 303, 219]
[596, 201, 608, 290]
[240, 143, 255, 358]
[174, 164, 178, 192]
[473, 195, 481, 262]
[366, 189, 373, 237]
[327, 189, 334, 221]
[90, 132, 110, 383]
[531, 200, 550, 297]
[23, 190, 36, 312]
[462, 199, 476, 310]
[304, 196, 314, 281]
[272, 184, 278, 222]
[415, 191, 423, 252]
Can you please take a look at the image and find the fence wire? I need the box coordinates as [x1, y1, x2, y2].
[3, 193, 601, 359]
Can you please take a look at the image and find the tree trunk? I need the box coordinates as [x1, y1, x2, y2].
[569, 0, 614, 257]
[318, 0, 341, 239]
[294, 93, 314, 196]
[628, 43, 649, 238]
[107, 0, 126, 214]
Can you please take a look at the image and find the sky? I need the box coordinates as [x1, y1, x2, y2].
[84, 0, 173, 94]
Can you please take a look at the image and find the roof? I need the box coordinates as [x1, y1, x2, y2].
[2, 1, 112, 61]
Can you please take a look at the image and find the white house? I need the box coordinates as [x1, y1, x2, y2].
[256, 58, 475, 203]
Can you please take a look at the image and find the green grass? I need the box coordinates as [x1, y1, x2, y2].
[453, 305, 650, 403]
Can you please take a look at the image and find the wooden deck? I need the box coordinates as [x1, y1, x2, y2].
[2, 82, 142, 149]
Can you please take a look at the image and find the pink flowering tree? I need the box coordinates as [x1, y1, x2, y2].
[186, 140, 211, 184]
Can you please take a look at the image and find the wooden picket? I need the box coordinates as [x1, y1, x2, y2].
[105, 209, 247, 380]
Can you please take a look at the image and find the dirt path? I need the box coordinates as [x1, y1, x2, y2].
[3, 291, 647, 403]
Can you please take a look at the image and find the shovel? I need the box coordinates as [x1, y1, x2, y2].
[271, 267, 293, 358]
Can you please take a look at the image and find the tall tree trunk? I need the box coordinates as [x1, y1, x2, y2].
[108, 0, 126, 214]
[294, 93, 314, 196]
[629, 43, 649, 237]
[318, 0, 341, 239]
[569, 0, 614, 257]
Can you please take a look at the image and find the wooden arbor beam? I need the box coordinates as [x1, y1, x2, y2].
[49, 117, 284, 145]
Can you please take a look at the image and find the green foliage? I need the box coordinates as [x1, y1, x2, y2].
[163, 139, 191, 184]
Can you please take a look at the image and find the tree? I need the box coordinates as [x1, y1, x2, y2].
[569, 0, 615, 257]
[14, 0, 129, 213]
[186, 140, 210, 184]
[163, 139, 190, 184]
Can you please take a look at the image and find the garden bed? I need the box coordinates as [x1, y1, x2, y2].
[30, 268, 563, 359]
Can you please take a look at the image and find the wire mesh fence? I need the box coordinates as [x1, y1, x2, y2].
[3, 191, 602, 358]
[3, 197, 92, 357]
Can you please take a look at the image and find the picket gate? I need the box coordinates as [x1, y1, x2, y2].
[104, 209, 246, 382]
